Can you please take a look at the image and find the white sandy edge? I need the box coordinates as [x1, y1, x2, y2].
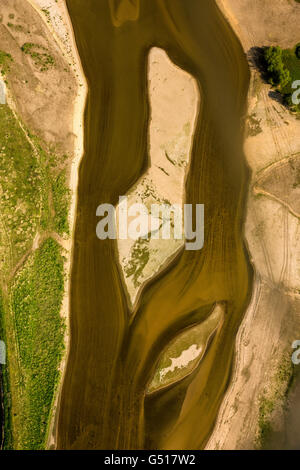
[23, 0, 88, 449]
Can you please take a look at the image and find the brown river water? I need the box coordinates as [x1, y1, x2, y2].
[57, 0, 252, 449]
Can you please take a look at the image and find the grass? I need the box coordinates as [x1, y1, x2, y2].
[41, 9, 51, 24]
[10, 238, 65, 449]
[0, 294, 13, 450]
[281, 47, 300, 94]
[263, 44, 300, 113]
[147, 305, 222, 393]
[256, 354, 295, 449]
[0, 50, 13, 77]
[21, 43, 55, 72]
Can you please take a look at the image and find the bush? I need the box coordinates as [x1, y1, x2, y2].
[263, 45, 300, 113]
[264, 46, 291, 89]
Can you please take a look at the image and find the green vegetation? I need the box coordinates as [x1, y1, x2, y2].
[247, 112, 262, 137]
[21, 43, 55, 72]
[0, 88, 70, 448]
[0, 50, 13, 76]
[41, 9, 51, 24]
[11, 238, 65, 449]
[263, 44, 300, 112]
[0, 105, 42, 266]
[148, 305, 222, 393]
[264, 46, 291, 90]
[124, 238, 150, 287]
[256, 354, 295, 449]
[0, 295, 13, 450]
[52, 170, 71, 236]
[7, 23, 24, 32]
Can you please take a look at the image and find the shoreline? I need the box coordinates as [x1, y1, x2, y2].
[51, 0, 252, 450]
[207, 0, 300, 450]
[205, 0, 261, 450]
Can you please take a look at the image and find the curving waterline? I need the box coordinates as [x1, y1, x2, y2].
[57, 0, 253, 450]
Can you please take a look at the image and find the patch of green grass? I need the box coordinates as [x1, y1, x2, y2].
[52, 170, 70, 235]
[0, 105, 42, 267]
[247, 113, 262, 137]
[11, 238, 65, 449]
[257, 397, 275, 447]
[0, 105, 71, 270]
[7, 23, 24, 33]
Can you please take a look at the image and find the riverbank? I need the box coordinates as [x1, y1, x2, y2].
[0, 0, 86, 448]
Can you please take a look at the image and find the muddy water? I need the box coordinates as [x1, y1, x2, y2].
[57, 0, 252, 449]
